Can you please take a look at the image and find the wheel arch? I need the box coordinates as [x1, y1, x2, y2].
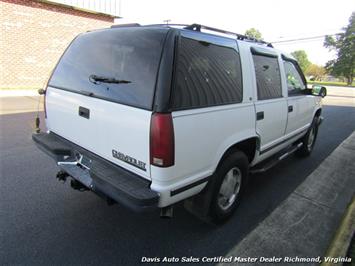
[216, 137, 259, 170]
[314, 108, 322, 118]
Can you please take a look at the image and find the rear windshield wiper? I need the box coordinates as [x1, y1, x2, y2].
[89, 74, 132, 84]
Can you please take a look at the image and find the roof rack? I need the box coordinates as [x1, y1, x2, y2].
[183, 24, 273, 47]
[111, 23, 189, 29]
[110, 23, 273, 47]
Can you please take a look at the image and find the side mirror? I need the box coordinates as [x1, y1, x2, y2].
[319, 87, 327, 98]
[38, 88, 46, 95]
[312, 85, 327, 98]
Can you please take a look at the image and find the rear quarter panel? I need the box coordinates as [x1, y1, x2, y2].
[151, 103, 256, 206]
[151, 39, 257, 207]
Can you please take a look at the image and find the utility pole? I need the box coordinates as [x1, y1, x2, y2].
[163, 19, 171, 25]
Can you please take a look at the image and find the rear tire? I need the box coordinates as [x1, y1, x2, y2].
[296, 116, 319, 157]
[209, 152, 249, 223]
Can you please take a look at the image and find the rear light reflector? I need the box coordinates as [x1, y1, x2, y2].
[150, 113, 175, 167]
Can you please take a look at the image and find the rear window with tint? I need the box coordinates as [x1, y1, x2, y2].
[252, 54, 282, 100]
[172, 37, 243, 110]
[48, 28, 168, 109]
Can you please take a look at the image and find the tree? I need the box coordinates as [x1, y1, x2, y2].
[244, 28, 263, 40]
[291, 50, 311, 72]
[305, 64, 327, 81]
[324, 12, 355, 85]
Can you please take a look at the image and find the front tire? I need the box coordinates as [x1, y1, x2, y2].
[296, 116, 319, 157]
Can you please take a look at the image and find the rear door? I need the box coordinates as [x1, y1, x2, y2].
[45, 27, 169, 179]
[251, 47, 288, 154]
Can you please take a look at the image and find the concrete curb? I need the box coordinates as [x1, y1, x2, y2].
[219, 131, 355, 265]
[321, 196, 355, 266]
[0, 89, 39, 97]
[0, 95, 43, 115]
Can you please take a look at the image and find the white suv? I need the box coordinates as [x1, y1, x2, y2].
[33, 24, 323, 223]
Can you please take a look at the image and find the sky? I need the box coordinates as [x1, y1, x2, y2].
[115, 0, 355, 66]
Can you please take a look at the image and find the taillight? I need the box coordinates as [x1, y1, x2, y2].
[150, 113, 175, 167]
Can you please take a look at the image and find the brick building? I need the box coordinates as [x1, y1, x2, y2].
[0, 0, 119, 89]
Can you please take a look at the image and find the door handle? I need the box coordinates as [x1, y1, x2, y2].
[78, 106, 90, 119]
[256, 111, 264, 120]
[288, 105, 293, 112]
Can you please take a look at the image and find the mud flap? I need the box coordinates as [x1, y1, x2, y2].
[183, 174, 216, 222]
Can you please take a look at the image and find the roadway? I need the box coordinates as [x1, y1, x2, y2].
[0, 86, 354, 264]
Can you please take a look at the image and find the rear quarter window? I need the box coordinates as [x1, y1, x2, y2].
[172, 37, 243, 110]
[48, 28, 168, 109]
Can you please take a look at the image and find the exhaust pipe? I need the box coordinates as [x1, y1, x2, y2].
[160, 206, 173, 219]
[70, 179, 89, 191]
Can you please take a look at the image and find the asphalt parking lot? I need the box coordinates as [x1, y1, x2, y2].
[0, 87, 354, 265]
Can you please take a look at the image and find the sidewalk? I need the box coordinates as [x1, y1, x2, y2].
[220, 131, 355, 265]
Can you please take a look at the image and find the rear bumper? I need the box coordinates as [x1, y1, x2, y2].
[32, 132, 159, 212]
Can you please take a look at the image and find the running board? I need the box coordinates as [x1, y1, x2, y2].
[250, 143, 303, 174]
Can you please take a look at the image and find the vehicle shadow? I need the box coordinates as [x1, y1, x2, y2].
[1, 104, 354, 265]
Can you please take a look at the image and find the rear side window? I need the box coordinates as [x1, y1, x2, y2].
[252, 54, 282, 100]
[48, 28, 168, 109]
[172, 37, 243, 110]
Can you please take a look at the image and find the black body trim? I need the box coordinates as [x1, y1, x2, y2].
[153, 29, 179, 112]
[170, 177, 209, 196]
[260, 130, 306, 155]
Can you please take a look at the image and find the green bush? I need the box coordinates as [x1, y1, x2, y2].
[307, 80, 355, 87]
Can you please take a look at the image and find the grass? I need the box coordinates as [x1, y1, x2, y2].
[307, 80, 355, 87]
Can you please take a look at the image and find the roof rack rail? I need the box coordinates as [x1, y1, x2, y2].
[183, 23, 273, 48]
[111, 23, 141, 28]
[144, 23, 191, 28]
[110, 23, 273, 47]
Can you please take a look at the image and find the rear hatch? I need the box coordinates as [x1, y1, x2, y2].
[45, 27, 169, 179]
